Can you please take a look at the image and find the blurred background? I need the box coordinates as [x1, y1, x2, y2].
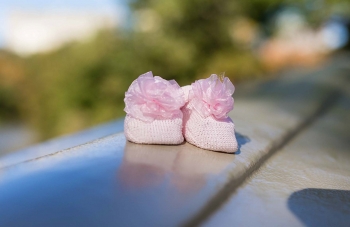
[0, 0, 349, 155]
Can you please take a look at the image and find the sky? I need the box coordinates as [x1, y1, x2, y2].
[0, 0, 128, 47]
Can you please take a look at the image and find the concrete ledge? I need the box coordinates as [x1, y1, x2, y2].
[204, 88, 350, 227]
[185, 56, 349, 226]
[0, 55, 348, 226]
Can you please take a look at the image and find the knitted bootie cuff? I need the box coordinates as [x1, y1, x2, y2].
[124, 71, 186, 145]
[124, 115, 184, 144]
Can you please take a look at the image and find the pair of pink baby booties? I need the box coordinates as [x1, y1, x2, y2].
[124, 71, 238, 153]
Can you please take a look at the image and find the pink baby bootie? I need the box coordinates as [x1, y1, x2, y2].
[124, 71, 186, 145]
[182, 74, 238, 153]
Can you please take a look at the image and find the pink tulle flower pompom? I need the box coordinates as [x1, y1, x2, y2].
[124, 72, 186, 122]
[190, 74, 235, 119]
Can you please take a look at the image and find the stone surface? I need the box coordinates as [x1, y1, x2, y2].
[0, 136, 237, 226]
[203, 95, 350, 227]
[0, 55, 349, 226]
[0, 119, 124, 168]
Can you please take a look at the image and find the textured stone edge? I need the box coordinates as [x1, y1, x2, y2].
[181, 54, 350, 226]
[182, 90, 341, 227]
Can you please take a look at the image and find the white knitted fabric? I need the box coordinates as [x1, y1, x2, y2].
[181, 86, 238, 153]
[124, 115, 184, 145]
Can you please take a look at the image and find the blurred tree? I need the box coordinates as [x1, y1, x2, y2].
[0, 51, 24, 122]
[129, 0, 264, 81]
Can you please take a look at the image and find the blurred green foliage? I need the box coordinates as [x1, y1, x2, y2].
[0, 0, 349, 139]
[22, 30, 261, 138]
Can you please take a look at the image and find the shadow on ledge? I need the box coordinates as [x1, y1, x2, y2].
[288, 188, 350, 227]
[235, 132, 250, 155]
